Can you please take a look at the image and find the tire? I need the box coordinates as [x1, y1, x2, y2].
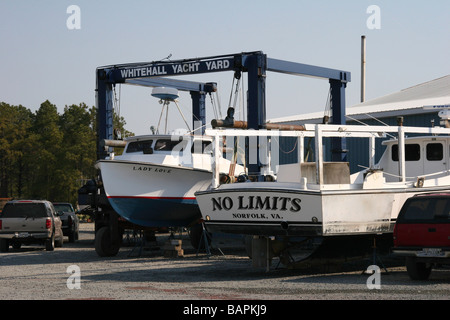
[68, 224, 79, 243]
[0, 239, 9, 252]
[95, 226, 120, 257]
[55, 234, 64, 248]
[46, 234, 55, 251]
[406, 257, 432, 280]
[68, 231, 76, 243]
[12, 242, 22, 250]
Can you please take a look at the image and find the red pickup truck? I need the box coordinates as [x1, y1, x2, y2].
[393, 193, 450, 280]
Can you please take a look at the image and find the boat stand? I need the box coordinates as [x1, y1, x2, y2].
[127, 230, 149, 257]
[251, 236, 273, 272]
[196, 223, 223, 258]
[361, 237, 389, 275]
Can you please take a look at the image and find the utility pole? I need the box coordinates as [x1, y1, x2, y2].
[361, 35, 366, 103]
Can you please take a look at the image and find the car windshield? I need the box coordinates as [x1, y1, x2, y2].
[1, 203, 48, 218]
[53, 204, 74, 213]
[400, 197, 450, 222]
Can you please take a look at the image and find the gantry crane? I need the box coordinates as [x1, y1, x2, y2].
[80, 51, 351, 256]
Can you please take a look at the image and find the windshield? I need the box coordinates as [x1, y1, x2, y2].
[1, 203, 48, 218]
[126, 140, 153, 153]
[53, 204, 74, 213]
[399, 197, 450, 222]
[154, 139, 188, 152]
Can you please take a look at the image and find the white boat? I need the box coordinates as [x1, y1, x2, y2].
[97, 134, 244, 228]
[195, 123, 450, 265]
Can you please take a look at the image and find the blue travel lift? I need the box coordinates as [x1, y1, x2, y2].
[82, 51, 350, 257]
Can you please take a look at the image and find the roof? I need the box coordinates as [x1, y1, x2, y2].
[270, 75, 450, 124]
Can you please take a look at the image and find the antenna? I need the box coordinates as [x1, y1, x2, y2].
[151, 87, 191, 133]
[423, 104, 450, 128]
[361, 35, 366, 103]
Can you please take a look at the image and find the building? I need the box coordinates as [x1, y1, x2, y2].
[269, 75, 450, 172]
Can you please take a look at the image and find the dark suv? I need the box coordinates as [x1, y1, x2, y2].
[52, 202, 79, 243]
[393, 193, 450, 280]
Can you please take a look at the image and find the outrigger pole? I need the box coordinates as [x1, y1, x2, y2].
[211, 118, 306, 131]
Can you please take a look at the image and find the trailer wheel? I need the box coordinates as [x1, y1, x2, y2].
[95, 226, 120, 257]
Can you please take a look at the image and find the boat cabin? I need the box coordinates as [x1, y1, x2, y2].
[110, 135, 213, 170]
[377, 136, 450, 182]
[122, 135, 212, 155]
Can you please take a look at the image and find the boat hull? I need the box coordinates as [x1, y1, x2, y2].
[196, 183, 450, 237]
[98, 160, 212, 227]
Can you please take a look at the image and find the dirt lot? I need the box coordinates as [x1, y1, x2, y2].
[0, 223, 449, 304]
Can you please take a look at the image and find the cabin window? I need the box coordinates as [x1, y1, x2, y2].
[426, 143, 443, 161]
[126, 140, 153, 153]
[154, 139, 187, 152]
[191, 141, 212, 154]
[392, 144, 420, 161]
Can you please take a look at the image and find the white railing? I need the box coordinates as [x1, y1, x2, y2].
[206, 124, 450, 188]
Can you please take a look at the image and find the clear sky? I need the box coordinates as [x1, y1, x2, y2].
[1, 0, 449, 135]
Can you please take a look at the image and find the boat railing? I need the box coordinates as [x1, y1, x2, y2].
[205, 124, 450, 188]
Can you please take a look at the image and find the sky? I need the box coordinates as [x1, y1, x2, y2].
[1, 0, 449, 135]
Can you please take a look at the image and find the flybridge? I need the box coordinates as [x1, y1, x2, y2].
[111, 57, 234, 81]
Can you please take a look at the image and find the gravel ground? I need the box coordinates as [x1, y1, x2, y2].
[0, 223, 449, 303]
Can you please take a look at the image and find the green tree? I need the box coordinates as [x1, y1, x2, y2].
[58, 103, 97, 203]
[0, 103, 35, 198]
[29, 100, 63, 200]
[0, 100, 133, 206]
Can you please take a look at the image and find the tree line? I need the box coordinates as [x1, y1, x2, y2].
[0, 100, 131, 208]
